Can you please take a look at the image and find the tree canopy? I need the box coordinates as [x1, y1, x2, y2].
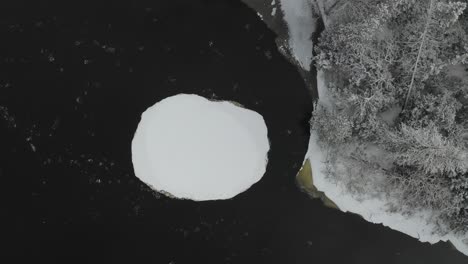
[313, 0, 468, 233]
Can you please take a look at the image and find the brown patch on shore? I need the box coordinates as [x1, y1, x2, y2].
[296, 159, 339, 209]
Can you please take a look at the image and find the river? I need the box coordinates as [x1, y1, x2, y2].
[1, 0, 467, 262]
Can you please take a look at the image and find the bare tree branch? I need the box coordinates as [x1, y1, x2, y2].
[403, 0, 435, 110]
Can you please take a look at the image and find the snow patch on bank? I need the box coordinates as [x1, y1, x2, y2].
[305, 72, 468, 256]
[132, 94, 270, 201]
[447, 63, 468, 83]
[279, 0, 316, 70]
[271, 7, 277, 16]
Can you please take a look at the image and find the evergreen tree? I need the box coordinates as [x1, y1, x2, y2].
[389, 0, 468, 109]
[384, 123, 468, 176]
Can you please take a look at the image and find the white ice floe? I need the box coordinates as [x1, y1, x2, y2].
[132, 94, 270, 201]
[279, 0, 316, 70]
[304, 71, 468, 256]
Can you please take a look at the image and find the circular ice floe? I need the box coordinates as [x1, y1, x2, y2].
[132, 94, 270, 201]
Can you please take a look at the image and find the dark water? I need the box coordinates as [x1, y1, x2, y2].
[1, 0, 466, 262]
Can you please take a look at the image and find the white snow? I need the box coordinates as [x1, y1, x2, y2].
[279, 0, 316, 70]
[304, 71, 468, 256]
[131, 94, 270, 201]
[316, 70, 332, 109]
[271, 7, 277, 16]
[447, 63, 468, 83]
[379, 104, 402, 125]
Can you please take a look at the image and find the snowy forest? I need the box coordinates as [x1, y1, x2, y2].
[312, 0, 468, 235]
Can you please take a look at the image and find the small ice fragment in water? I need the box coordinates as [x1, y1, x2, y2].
[105, 47, 116, 54]
[30, 143, 36, 152]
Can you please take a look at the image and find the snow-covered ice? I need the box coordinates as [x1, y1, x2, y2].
[279, 0, 316, 70]
[132, 94, 270, 201]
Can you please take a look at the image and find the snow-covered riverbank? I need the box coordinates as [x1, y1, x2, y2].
[306, 71, 468, 256]
[248, 0, 468, 257]
[278, 0, 315, 70]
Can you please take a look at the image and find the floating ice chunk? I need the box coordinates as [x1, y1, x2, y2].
[132, 94, 270, 201]
[30, 143, 36, 152]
